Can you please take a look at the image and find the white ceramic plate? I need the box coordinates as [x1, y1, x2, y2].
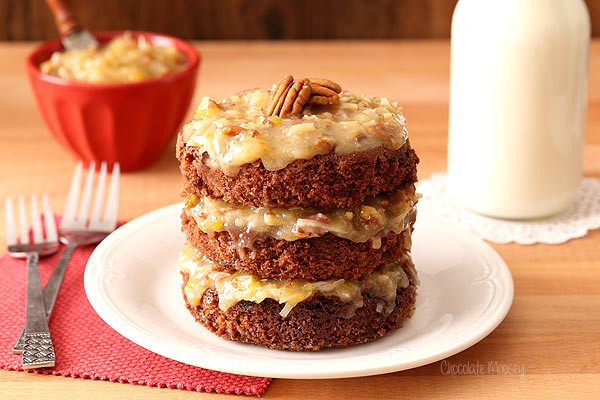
[84, 203, 514, 379]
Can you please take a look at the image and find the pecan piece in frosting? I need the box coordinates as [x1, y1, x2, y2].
[307, 78, 342, 93]
[308, 94, 339, 106]
[266, 75, 293, 117]
[222, 125, 258, 137]
[266, 75, 342, 118]
[314, 137, 335, 153]
[308, 78, 342, 105]
[280, 79, 311, 118]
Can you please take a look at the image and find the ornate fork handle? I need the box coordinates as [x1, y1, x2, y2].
[13, 244, 77, 354]
[14, 231, 109, 353]
[22, 252, 55, 369]
[22, 332, 55, 369]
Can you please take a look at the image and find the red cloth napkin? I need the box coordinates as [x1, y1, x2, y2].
[0, 242, 272, 396]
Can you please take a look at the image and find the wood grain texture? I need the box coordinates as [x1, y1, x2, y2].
[0, 40, 599, 399]
[4, 0, 600, 41]
[0, 0, 474, 40]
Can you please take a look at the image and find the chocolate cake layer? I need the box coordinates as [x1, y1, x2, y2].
[177, 134, 419, 209]
[182, 211, 413, 281]
[181, 272, 417, 351]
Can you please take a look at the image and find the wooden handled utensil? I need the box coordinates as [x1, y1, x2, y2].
[45, 0, 98, 50]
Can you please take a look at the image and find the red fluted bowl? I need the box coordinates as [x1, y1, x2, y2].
[26, 31, 200, 172]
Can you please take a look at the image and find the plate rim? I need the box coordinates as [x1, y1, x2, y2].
[84, 203, 514, 379]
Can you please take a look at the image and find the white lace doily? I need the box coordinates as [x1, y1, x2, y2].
[417, 173, 600, 245]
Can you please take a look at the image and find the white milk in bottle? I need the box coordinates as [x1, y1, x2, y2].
[447, 0, 590, 219]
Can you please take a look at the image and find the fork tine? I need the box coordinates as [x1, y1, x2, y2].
[62, 161, 83, 226]
[102, 163, 120, 230]
[43, 194, 58, 243]
[76, 161, 96, 227]
[31, 195, 43, 243]
[89, 161, 107, 225]
[18, 196, 29, 245]
[5, 197, 16, 246]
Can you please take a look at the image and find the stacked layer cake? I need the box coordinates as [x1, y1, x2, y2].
[176, 76, 420, 351]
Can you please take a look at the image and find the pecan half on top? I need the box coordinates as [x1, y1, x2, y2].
[266, 75, 342, 118]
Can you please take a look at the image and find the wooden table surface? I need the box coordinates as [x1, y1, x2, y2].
[0, 40, 599, 399]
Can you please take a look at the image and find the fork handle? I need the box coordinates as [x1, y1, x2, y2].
[22, 252, 55, 369]
[13, 243, 77, 354]
[41, 242, 77, 316]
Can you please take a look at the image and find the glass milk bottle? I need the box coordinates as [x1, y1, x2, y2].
[447, 0, 590, 219]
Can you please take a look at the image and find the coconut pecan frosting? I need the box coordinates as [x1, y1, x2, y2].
[266, 75, 342, 118]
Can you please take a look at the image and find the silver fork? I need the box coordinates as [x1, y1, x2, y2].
[6, 194, 59, 369]
[12, 161, 120, 353]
